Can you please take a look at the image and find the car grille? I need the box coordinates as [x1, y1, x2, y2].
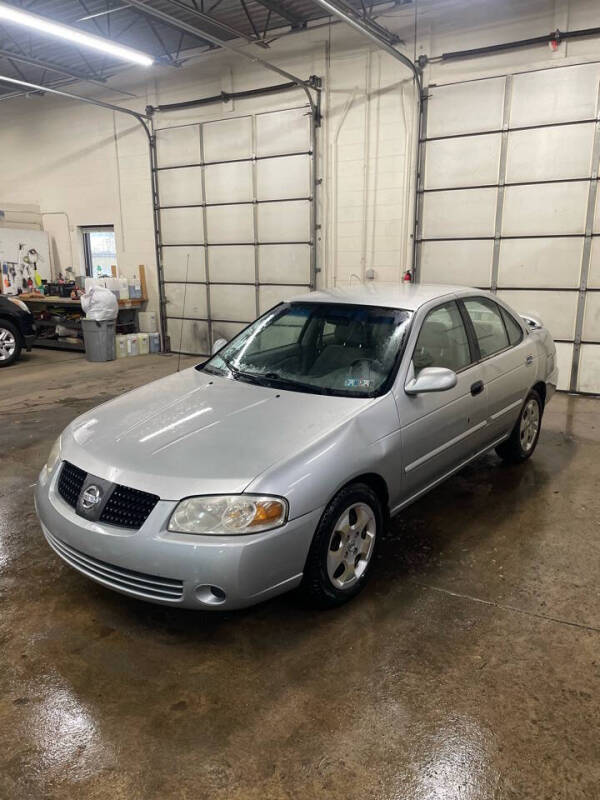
[57, 461, 86, 508]
[45, 529, 184, 602]
[56, 461, 159, 530]
[100, 484, 159, 530]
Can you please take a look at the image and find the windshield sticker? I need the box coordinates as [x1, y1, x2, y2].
[345, 378, 373, 388]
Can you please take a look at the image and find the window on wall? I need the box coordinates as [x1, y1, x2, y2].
[82, 226, 117, 278]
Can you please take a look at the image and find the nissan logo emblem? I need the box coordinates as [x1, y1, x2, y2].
[81, 485, 102, 509]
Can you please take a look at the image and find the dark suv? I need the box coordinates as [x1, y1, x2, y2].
[0, 296, 36, 367]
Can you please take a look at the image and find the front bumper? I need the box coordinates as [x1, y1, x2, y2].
[35, 466, 322, 610]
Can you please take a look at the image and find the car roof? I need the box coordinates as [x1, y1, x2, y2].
[289, 283, 488, 312]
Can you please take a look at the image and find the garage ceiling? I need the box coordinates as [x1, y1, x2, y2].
[0, 0, 406, 98]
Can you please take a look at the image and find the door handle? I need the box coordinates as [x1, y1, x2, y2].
[526, 354, 534, 365]
[470, 380, 484, 396]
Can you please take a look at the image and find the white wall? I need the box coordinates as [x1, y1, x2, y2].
[1, 0, 600, 318]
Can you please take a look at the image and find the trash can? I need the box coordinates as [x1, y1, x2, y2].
[81, 318, 116, 362]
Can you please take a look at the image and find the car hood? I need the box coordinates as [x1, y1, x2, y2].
[61, 367, 372, 500]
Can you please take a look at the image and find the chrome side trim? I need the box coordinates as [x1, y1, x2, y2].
[490, 398, 523, 421]
[391, 434, 509, 517]
[405, 420, 488, 473]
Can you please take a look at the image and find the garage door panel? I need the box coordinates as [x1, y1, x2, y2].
[587, 239, 600, 287]
[555, 342, 574, 391]
[256, 154, 311, 200]
[206, 205, 254, 244]
[419, 240, 493, 286]
[211, 321, 246, 346]
[502, 182, 588, 236]
[258, 244, 310, 284]
[162, 246, 206, 282]
[427, 77, 505, 138]
[258, 200, 311, 242]
[203, 116, 252, 162]
[166, 318, 209, 355]
[204, 161, 253, 204]
[156, 125, 200, 167]
[160, 207, 204, 244]
[158, 166, 203, 207]
[256, 108, 310, 156]
[210, 284, 255, 321]
[510, 63, 600, 127]
[498, 238, 583, 288]
[582, 293, 600, 342]
[506, 124, 594, 183]
[208, 245, 255, 283]
[258, 285, 308, 315]
[424, 134, 501, 190]
[422, 188, 496, 238]
[165, 283, 207, 319]
[578, 344, 600, 393]
[497, 289, 578, 340]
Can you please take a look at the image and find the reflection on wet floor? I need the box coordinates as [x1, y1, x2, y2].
[1, 352, 600, 799]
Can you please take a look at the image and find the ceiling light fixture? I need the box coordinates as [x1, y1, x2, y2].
[0, 2, 154, 67]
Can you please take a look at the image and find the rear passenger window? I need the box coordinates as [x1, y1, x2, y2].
[500, 307, 524, 346]
[413, 302, 471, 375]
[463, 298, 509, 358]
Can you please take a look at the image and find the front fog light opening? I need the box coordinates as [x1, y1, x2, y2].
[195, 584, 227, 605]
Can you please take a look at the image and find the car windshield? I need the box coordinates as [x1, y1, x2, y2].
[201, 302, 413, 397]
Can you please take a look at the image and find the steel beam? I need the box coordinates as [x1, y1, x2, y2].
[162, 0, 263, 45]
[0, 47, 107, 86]
[125, 0, 314, 93]
[252, 0, 305, 27]
[0, 74, 150, 120]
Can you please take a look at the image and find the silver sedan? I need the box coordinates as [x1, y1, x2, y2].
[35, 284, 557, 609]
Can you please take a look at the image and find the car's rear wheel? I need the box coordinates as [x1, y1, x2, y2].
[0, 321, 21, 367]
[496, 389, 543, 464]
[302, 483, 382, 608]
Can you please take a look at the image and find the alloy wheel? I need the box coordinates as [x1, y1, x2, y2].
[0, 327, 16, 361]
[326, 502, 376, 590]
[520, 397, 540, 453]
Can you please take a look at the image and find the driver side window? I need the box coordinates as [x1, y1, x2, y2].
[413, 302, 471, 376]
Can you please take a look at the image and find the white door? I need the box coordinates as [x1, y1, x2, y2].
[418, 62, 600, 394]
[155, 106, 315, 355]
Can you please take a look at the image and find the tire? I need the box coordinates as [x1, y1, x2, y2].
[301, 482, 382, 608]
[495, 389, 543, 464]
[0, 320, 22, 367]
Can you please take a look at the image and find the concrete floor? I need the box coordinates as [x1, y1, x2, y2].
[1, 349, 600, 799]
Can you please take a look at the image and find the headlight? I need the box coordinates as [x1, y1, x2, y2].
[43, 437, 61, 478]
[8, 297, 30, 313]
[168, 495, 288, 535]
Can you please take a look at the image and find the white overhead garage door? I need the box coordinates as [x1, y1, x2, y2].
[417, 62, 600, 394]
[155, 106, 315, 355]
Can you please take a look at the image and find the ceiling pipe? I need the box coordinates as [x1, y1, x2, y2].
[161, 0, 266, 46]
[310, 0, 422, 95]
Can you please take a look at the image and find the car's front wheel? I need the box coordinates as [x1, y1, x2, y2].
[0, 321, 21, 367]
[302, 483, 382, 608]
[496, 388, 543, 463]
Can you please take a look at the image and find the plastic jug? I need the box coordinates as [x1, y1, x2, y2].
[126, 333, 139, 357]
[138, 333, 149, 355]
[115, 334, 128, 359]
[149, 332, 160, 353]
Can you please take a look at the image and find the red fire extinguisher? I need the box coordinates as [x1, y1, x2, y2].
[403, 269, 412, 283]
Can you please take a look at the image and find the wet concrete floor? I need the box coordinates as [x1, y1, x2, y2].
[1, 349, 599, 799]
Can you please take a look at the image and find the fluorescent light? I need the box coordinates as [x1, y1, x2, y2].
[0, 2, 154, 67]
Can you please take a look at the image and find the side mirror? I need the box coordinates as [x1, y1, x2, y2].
[405, 366, 457, 395]
[212, 337, 228, 355]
